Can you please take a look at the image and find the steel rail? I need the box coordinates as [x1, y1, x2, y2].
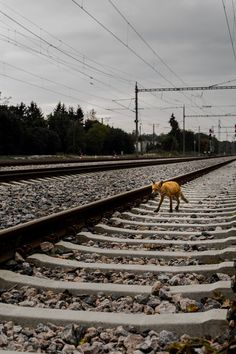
[0, 158, 235, 263]
[0, 155, 209, 167]
[0, 156, 229, 183]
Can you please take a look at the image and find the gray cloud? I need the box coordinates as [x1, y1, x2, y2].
[0, 0, 235, 139]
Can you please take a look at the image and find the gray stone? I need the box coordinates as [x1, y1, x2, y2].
[159, 330, 178, 347]
[155, 301, 177, 314]
[40, 241, 54, 252]
[137, 340, 154, 353]
[151, 281, 162, 295]
[61, 324, 78, 345]
[123, 334, 144, 354]
[147, 297, 161, 309]
[62, 344, 76, 352]
[0, 333, 8, 346]
[159, 288, 172, 301]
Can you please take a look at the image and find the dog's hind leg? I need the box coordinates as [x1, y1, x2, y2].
[175, 196, 180, 211]
[169, 196, 173, 213]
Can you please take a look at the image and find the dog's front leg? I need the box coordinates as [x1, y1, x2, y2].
[154, 195, 164, 212]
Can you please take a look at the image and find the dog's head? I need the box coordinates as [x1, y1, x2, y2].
[151, 180, 163, 195]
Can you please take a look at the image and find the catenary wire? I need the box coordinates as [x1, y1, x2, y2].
[222, 0, 236, 62]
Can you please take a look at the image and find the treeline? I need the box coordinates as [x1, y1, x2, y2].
[142, 114, 233, 155]
[0, 102, 233, 156]
[0, 102, 135, 155]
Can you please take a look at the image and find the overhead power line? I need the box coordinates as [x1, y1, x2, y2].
[0, 72, 92, 105]
[135, 83, 236, 154]
[0, 71, 134, 119]
[222, 0, 236, 62]
[185, 114, 236, 117]
[1, 1, 232, 126]
[107, 0, 188, 86]
[0, 5, 163, 111]
[0, 0, 135, 84]
[71, 0, 215, 113]
[71, 0, 179, 88]
[0, 31, 132, 97]
[0, 60, 115, 104]
[0, 9, 134, 85]
[0, 12, 140, 103]
[232, 0, 236, 41]
[1, 1, 215, 117]
[138, 85, 236, 92]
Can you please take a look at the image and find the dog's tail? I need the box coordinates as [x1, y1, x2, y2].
[180, 192, 188, 203]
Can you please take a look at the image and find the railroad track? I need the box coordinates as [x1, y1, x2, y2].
[0, 155, 219, 168]
[0, 156, 225, 183]
[0, 159, 235, 353]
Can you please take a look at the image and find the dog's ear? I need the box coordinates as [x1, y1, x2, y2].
[159, 180, 163, 186]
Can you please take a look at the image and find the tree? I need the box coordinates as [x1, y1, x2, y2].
[0, 105, 24, 154]
[0, 100, 137, 156]
[184, 130, 195, 152]
[103, 127, 135, 154]
[85, 122, 109, 155]
[159, 133, 173, 152]
[75, 105, 84, 124]
[84, 118, 99, 132]
[169, 113, 180, 133]
[47, 102, 71, 152]
[10, 102, 27, 122]
[168, 113, 181, 152]
[25, 102, 46, 128]
[24, 127, 58, 154]
[86, 109, 97, 121]
[66, 105, 85, 153]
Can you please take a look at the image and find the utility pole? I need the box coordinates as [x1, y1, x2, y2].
[139, 123, 142, 154]
[135, 82, 139, 154]
[150, 123, 160, 145]
[218, 119, 221, 141]
[198, 126, 201, 156]
[135, 84, 236, 156]
[209, 127, 213, 154]
[183, 104, 185, 155]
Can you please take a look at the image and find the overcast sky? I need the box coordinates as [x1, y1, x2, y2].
[0, 0, 236, 141]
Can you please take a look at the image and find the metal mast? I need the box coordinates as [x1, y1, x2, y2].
[135, 83, 236, 155]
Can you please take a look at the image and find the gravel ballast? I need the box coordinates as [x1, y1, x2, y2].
[0, 157, 233, 229]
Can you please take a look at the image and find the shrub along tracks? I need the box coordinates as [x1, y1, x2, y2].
[0, 157, 235, 353]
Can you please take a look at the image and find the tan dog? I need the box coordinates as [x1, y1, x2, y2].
[152, 180, 188, 212]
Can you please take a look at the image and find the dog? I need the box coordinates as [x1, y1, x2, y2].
[151, 180, 188, 212]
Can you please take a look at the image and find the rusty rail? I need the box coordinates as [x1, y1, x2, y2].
[0, 157, 235, 263]
[0, 156, 226, 183]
